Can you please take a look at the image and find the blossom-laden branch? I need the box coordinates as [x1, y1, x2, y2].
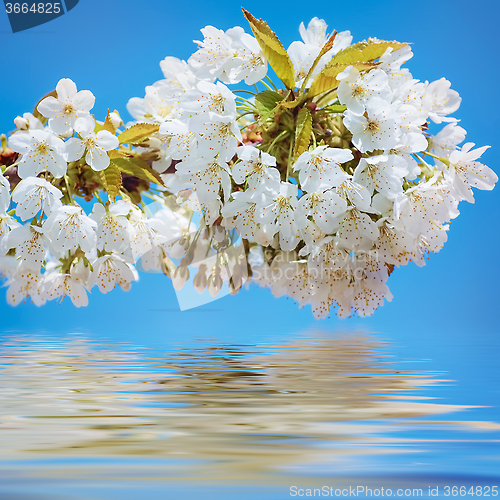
[0, 11, 496, 318]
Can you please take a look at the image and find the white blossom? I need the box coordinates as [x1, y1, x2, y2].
[37, 78, 95, 135]
[337, 66, 392, 114]
[293, 145, 353, 192]
[14, 112, 43, 132]
[89, 253, 139, 293]
[1, 224, 46, 270]
[232, 145, 280, 192]
[258, 182, 300, 251]
[297, 189, 347, 234]
[0, 172, 10, 213]
[40, 267, 89, 307]
[9, 129, 67, 179]
[90, 202, 133, 254]
[446, 143, 497, 202]
[175, 157, 232, 205]
[423, 78, 461, 124]
[344, 98, 400, 152]
[5, 266, 45, 306]
[12, 177, 62, 221]
[44, 205, 97, 255]
[353, 155, 407, 200]
[64, 116, 119, 171]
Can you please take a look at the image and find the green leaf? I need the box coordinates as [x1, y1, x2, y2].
[111, 157, 164, 186]
[118, 123, 160, 145]
[99, 164, 122, 202]
[32, 89, 57, 125]
[279, 95, 302, 109]
[301, 30, 338, 91]
[102, 110, 117, 134]
[108, 149, 132, 159]
[242, 9, 296, 89]
[308, 62, 375, 98]
[329, 39, 408, 66]
[93, 115, 103, 133]
[255, 90, 284, 115]
[324, 104, 347, 113]
[293, 108, 312, 162]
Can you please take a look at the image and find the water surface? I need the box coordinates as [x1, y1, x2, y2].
[0, 331, 499, 499]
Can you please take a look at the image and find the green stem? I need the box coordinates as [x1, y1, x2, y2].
[233, 89, 257, 96]
[259, 79, 274, 92]
[235, 96, 257, 109]
[421, 150, 450, 166]
[94, 192, 106, 205]
[311, 131, 317, 149]
[64, 175, 75, 205]
[265, 130, 289, 153]
[413, 153, 430, 167]
[237, 111, 255, 121]
[265, 75, 278, 92]
[286, 139, 294, 182]
[236, 105, 256, 114]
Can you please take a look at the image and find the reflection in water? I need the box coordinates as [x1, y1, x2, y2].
[0, 332, 498, 482]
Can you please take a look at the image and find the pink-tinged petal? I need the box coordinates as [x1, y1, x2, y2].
[36, 96, 59, 118]
[64, 138, 85, 161]
[56, 78, 77, 101]
[8, 133, 32, 153]
[86, 147, 110, 171]
[96, 130, 119, 151]
[73, 90, 95, 113]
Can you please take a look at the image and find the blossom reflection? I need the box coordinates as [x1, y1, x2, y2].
[0, 332, 491, 479]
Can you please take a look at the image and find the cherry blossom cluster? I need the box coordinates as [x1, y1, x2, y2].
[0, 11, 496, 317]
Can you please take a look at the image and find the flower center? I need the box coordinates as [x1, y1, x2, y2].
[366, 119, 379, 132]
[218, 123, 230, 136]
[35, 141, 50, 155]
[158, 105, 173, 118]
[278, 196, 289, 208]
[84, 136, 97, 149]
[64, 104, 75, 115]
[249, 54, 263, 69]
[210, 94, 225, 113]
[352, 85, 365, 98]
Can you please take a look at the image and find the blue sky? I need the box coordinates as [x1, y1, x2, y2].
[0, 0, 499, 408]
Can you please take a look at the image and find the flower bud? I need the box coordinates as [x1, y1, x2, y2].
[207, 267, 223, 297]
[109, 111, 123, 129]
[141, 137, 162, 149]
[172, 266, 190, 290]
[193, 264, 207, 293]
[14, 116, 29, 130]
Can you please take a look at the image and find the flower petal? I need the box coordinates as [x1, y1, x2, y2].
[86, 146, 110, 171]
[56, 78, 77, 101]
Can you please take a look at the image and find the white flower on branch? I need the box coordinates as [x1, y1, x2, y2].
[89, 253, 138, 294]
[44, 205, 97, 256]
[9, 129, 67, 179]
[37, 78, 95, 135]
[12, 177, 62, 221]
[64, 116, 119, 171]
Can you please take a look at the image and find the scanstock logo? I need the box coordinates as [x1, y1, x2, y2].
[4, 0, 79, 32]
